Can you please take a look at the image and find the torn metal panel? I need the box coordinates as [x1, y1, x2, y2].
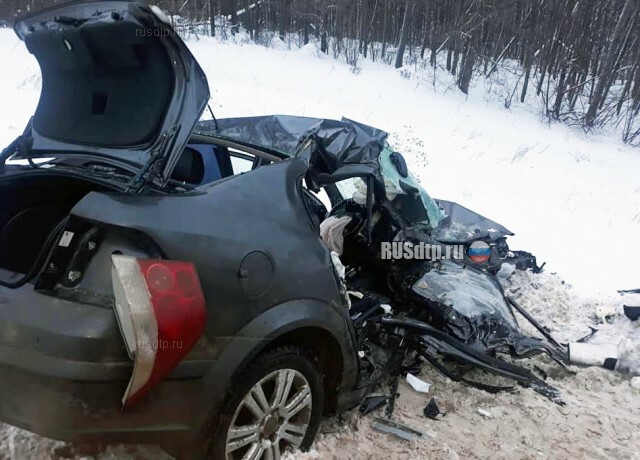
[195, 115, 323, 156]
[410, 261, 521, 349]
[297, 119, 388, 186]
[433, 200, 513, 244]
[371, 417, 429, 441]
[195, 115, 388, 173]
[406, 260, 567, 361]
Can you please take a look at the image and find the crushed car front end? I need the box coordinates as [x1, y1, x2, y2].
[197, 114, 571, 403]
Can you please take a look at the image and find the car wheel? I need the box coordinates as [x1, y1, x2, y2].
[209, 346, 324, 460]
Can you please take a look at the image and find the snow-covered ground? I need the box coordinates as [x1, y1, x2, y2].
[0, 28, 639, 459]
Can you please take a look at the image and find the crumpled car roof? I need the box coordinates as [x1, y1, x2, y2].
[195, 115, 388, 180]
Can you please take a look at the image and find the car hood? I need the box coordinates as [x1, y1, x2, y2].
[12, 0, 209, 186]
[432, 200, 514, 243]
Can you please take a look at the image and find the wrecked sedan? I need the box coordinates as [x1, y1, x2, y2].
[0, 1, 568, 459]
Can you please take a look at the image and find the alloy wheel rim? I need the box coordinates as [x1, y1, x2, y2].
[225, 368, 312, 460]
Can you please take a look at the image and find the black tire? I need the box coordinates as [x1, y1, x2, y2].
[207, 346, 324, 459]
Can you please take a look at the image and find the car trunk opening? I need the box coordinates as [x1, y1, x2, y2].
[25, 19, 174, 147]
[0, 173, 116, 278]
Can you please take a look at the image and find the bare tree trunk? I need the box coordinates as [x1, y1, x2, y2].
[553, 67, 567, 118]
[381, 0, 389, 58]
[458, 40, 475, 94]
[394, 0, 413, 69]
[585, 0, 635, 126]
[230, 0, 238, 34]
[278, 0, 290, 40]
[209, 0, 216, 36]
[521, 52, 532, 103]
[321, 10, 329, 53]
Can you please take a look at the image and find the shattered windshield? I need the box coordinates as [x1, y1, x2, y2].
[379, 145, 444, 229]
[335, 177, 368, 204]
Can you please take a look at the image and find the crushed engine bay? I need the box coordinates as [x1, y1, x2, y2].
[297, 117, 571, 405]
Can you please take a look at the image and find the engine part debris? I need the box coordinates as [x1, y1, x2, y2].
[594, 304, 617, 324]
[576, 326, 599, 343]
[380, 317, 566, 405]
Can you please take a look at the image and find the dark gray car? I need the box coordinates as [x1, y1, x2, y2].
[0, 1, 570, 459]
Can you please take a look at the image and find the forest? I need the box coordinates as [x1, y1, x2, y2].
[2, 0, 639, 145]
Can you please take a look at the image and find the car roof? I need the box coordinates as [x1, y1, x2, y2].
[194, 115, 389, 184]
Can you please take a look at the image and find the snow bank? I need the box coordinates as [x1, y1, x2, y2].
[501, 270, 640, 375]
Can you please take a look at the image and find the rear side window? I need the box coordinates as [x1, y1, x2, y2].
[229, 149, 254, 175]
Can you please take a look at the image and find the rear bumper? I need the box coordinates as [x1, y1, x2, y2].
[0, 364, 201, 446]
[0, 284, 213, 449]
[0, 285, 360, 453]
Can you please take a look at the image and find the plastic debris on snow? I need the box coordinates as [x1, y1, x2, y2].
[406, 373, 431, 393]
[476, 408, 493, 419]
[359, 396, 389, 415]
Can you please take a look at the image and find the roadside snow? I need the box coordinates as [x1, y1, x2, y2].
[501, 270, 640, 375]
[287, 366, 640, 460]
[0, 29, 639, 459]
[288, 270, 640, 460]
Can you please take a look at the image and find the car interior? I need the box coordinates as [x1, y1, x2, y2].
[172, 142, 258, 186]
[178, 139, 333, 233]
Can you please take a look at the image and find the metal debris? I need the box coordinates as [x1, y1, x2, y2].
[372, 417, 428, 442]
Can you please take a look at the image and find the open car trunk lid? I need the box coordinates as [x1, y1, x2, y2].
[11, 0, 209, 186]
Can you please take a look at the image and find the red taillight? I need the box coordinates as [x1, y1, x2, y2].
[111, 255, 206, 409]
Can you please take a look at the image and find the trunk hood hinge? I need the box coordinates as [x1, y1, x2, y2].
[125, 128, 177, 193]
